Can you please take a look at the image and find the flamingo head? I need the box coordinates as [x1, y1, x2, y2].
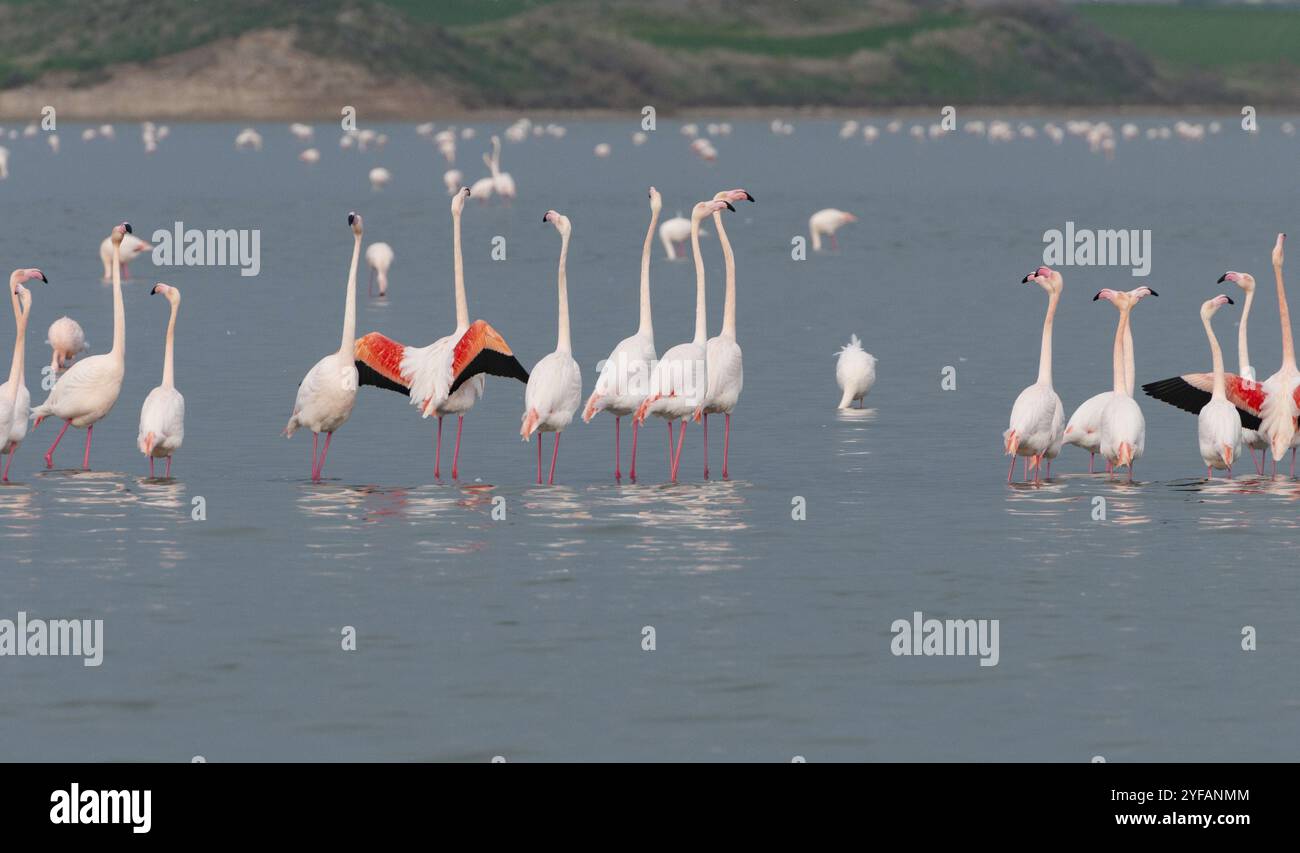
[151, 282, 181, 305]
[693, 199, 733, 222]
[713, 188, 755, 205]
[1218, 270, 1255, 293]
[543, 209, 571, 236]
[1093, 288, 1133, 309]
[839, 211, 857, 223]
[1022, 266, 1061, 293]
[348, 211, 363, 236]
[10, 268, 47, 288]
[452, 185, 470, 215]
[111, 222, 132, 245]
[1128, 285, 1158, 302]
[648, 186, 662, 213]
[1201, 293, 1234, 319]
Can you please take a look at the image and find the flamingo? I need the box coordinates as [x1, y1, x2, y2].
[658, 215, 701, 261]
[1003, 266, 1064, 484]
[365, 242, 394, 297]
[354, 187, 528, 480]
[696, 188, 755, 479]
[99, 232, 153, 281]
[470, 156, 495, 204]
[282, 213, 363, 482]
[1220, 271, 1269, 472]
[521, 210, 583, 485]
[234, 128, 262, 150]
[138, 283, 185, 478]
[47, 316, 86, 374]
[32, 224, 130, 470]
[809, 209, 856, 252]
[489, 135, 516, 202]
[1144, 234, 1297, 478]
[1196, 294, 1242, 478]
[443, 169, 463, 196]
[299, 148, 321, 164]
[369, 167, 391, 191]
[835, 334, 877, 408]
[1, 271, 44, 482]
[1096, 289, 1146, 482]
[635, 199, 736, 482]
[582, 187, 661, 482]
[1063, 286, 1156, 472]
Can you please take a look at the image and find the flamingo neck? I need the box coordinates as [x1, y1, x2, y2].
[1238, 287, 1254, 376]
[1112, 305, 1131, 396]
[690, 214, 708, 345]
[110, 242, 125, 359]
[638, 205, 660, 337]
[714, 210, 737, 339]
[1123, 317, 1135, 396]
[1204, 311, 1226, 399]
[6, 288, 24, 396]
[1035, 289, 1058, 386]
[556, 229, 571, 353]
[453, 210, 468, 330]
[340, 234, 360, 355]
[162, 299, 178, 388]
[1277, 261, 1296, 370]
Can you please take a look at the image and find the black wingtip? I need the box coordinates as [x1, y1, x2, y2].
[448, 350, 530, 395]
[354, 360, 410, 397]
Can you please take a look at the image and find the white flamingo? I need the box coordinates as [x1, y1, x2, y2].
[521, 210, 583, 485]
[47, 316, 86, 374]
[696, 188, 755, 479]
[369, 167, 391, 191]
[443, 169, 463, 196]
[365, 242, 394, 297]
[138, 283, 185, 477]
[282, 213, 362, 482]
[1219, 270, 1269, 472]
[635, 199, 735, 482]
[99, 232, 153, 280]
[354, 187, 528, 479]
[1097, 289, 1146, 481]
[489, 135, 516, 201]
[470, 153, 495, 203]
[836, 334, 877, 408]
[659, 214, 706, 261]
[1197, 294, 1242, 477]
[1003, 266, 1064, 484]
[33, 225, 130, 470]
[1, 270, 44, 481]
[809, 208, 857, 251]
[583, 187, 661, 482]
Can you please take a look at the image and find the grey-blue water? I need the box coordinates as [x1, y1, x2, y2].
[1, 118, 1297, 761]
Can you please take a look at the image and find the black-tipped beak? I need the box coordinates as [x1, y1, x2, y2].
[724, 202, 735, 212]
[1217, 273, 1228, 283]
[123, 222, 132, 234]
[464, 187, 471, 197]
[1225, 295, 1234, 304]
[541, 214, 549, 223]
[150, 285, 161, 295]
[1092, 292, 1102, 301]
[1148, 289, 1159, 297]
[347, 213, 355, 226]
[1022, 274, 1033, 283]
[39, 272, 48, 283]
[743, 192, 755, 202]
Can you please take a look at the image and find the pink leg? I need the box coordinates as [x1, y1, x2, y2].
[667, 422, 673, 473]
[1045, 459, 1051, 479]
[82, 424, 93, 470]
[451, 415, 464, 480]
[1254, 449, 1264, 475]
[629, 419, 640, 483]
[671, 419, 688, 482]
[165, 457, 172, 478]
[722, 413, 731, 480]
[1089, 453, 1094, 474]
[830, 234, 839, 251]
[44, 419, 71, 468]
[537, 435, 543, 484]
[150, 457, 155, 478]
[1006, 454, 1016, 484]
[2, 451, 11, 483]
[702, 414, 710, 480]
[315, 432, 333, 482]
[310, 432, 319, 480]
[614, 416, 621, 481]
[121, 261, 130, 279]
[1128, 464, 1133, 484]
[548, 433, 561, 485]
[1207, 466, 1212, 479]
[434, 417, 443, 479]
[1291, 448, 1296, 478]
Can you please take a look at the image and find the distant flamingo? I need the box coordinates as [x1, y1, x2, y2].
[696, 188, 755, 479]
[138, 284, 185, 477]
[282, 213, 363, 482]
[369, 167, 391, 191]
[489, 135, 516, 202]
[33, 225, 129, 470]
[836, 334, 877, 408]
[470, 156, 495, 203]
[366, 242, 394, 297]
[521, 210, 583, 484]
[1220, 271, 1269, 473]
[1145, 234, 1298, 477]
[1, 270, 44, 481]
[443, 169, 463, 196]
[99, 232, 152, 280]
[659, 215, 703, 261]
[1004, 266, 1063, 484]
[47, 316, 86, 374]
[809, 209, 856, 252]
[355, 187, 528, 480]
[583, 187, 661, 482]
[1196, 294, 1241, 478]
[636, 199, 736, 482]
[1096, 289, 1146, 481]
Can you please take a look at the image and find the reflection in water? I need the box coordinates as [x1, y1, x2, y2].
[834, 408, 878, 473]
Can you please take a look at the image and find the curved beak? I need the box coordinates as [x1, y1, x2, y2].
[1092, 291, 1103, 301]
[742, 191, 755, 202]
[724, 201, 736, 212]
[1217, 273, 1228, 284]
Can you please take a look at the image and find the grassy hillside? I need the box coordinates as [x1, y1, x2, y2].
[0, 0, 1295, 113]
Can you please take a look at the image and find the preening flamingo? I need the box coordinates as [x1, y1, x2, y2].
[659, 215, 699, 261]
[809, 208, 856, 252]
[47, 316, 86, 374]
[836, 334, 876, 408]
[635, 199, 736, 482]
[1144, 234, 1297, 478]
[33, 225, 129, 470]
[1221, 271, 1269, 472]
[1063, 286, 1156, 473]
[137, 283, 185, 478]
[521, 210, 583, 485]
[1003, 266, 1064, 484]
[696, 188, 755, 480]
[354, 187, 528, 480]
[1096, 289, 1146, 481]
[1, 271, 43, 481]
[1196, 294, 1242, 478]
[282, 213, 363, 482]
[365, 242, 394, 297]
[99, 232, 153, 281]
[582, 187, 661, 482]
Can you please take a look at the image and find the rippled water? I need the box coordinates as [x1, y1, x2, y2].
[1, 119, 1298, 761]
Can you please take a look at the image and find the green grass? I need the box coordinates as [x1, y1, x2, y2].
[377, 0, 557, 27]
[629, 12, 968, 58]
[1077, 2, 1300, 69]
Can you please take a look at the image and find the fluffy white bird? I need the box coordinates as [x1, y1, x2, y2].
[836, 334, 877, 409]
[365, 242, 394, 297]
[138, 283, 185, 477]
[47, 316, 86, 374]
